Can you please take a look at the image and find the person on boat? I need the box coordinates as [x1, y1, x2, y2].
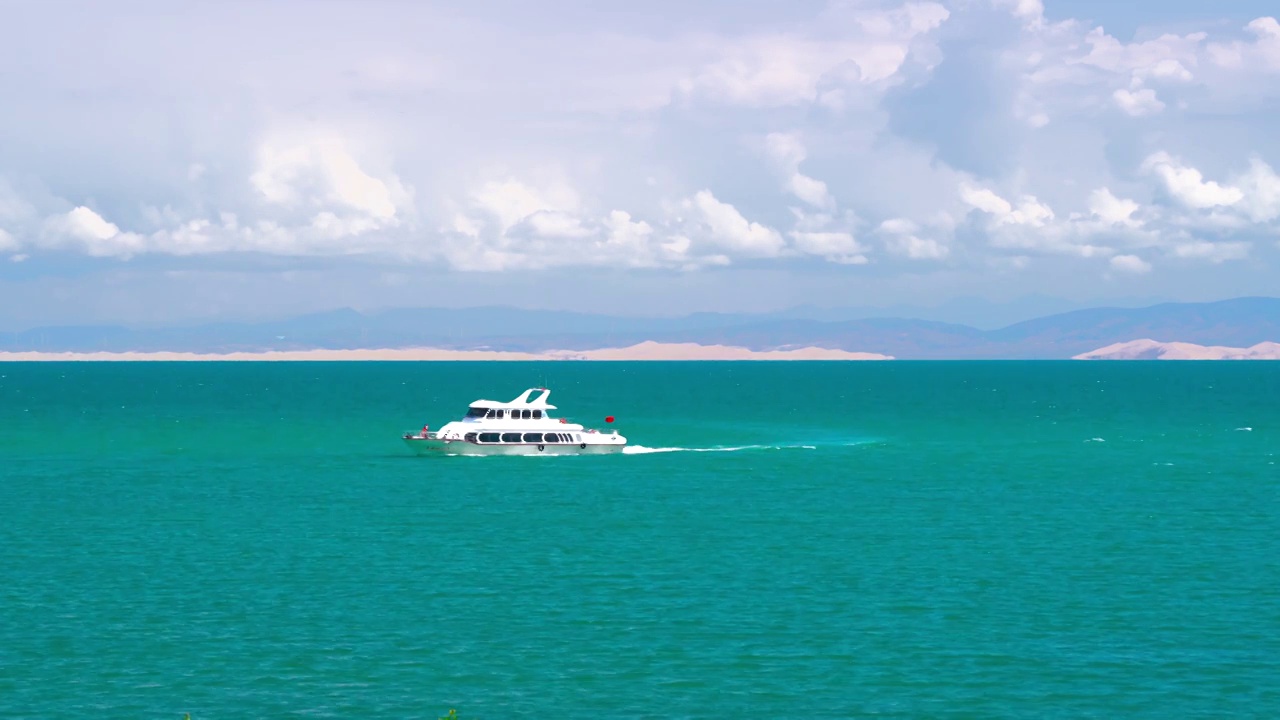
[421, 424, 430, 437]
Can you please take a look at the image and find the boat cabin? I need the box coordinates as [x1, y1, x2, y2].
[466, 406, 548, 420]
[464, 431, 583, 445]
[463, 387, 559, 422]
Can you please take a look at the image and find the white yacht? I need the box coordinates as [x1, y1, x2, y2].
[403, 388, 627, 456]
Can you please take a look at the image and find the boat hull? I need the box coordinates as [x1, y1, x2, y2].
[403, 437, 625, 456]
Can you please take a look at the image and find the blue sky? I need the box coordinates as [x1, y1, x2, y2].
[1, 0, 1278, 328]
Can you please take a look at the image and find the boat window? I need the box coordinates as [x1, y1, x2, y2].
[501, 432, 522, 443]
[574, 434, 581, 442]
[532, 410, 543, 419]
[464, 433, 477, 443]
[523, 432, 543, 443]
[544, 433, 559, 443]
[479, 433, 500, 443]
[518, 409, 529, 419]
[485, 409, 500, 419]
[466, 406, 487, 418]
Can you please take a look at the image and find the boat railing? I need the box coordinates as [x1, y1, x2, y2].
[403, 430, 439, 440]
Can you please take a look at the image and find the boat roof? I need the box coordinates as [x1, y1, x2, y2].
[469, 388, 557, 410]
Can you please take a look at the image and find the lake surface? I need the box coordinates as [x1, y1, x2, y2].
[2, 361, 1277, 718]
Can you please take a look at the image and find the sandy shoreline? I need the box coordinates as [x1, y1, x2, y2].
[1074, 339, 1280, 360]
[8, 337, 1280, 361]
[0, 341, 893, 362]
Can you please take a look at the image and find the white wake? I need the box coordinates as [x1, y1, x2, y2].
[623, 443, 819, 455]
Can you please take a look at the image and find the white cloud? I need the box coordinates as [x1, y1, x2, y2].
[688, 190, 786, 257]
[470, 179, 580, 235]
[52, 206, 146, 257]
[960, 184, 1053, 227]
[960, 183, 1097, 257]
[525, 210, 592, 239]
[1149, 59, 1194, 82]
[878, 218, 949, 259]
[1113, 87, 1165, 116]
[1235, 158, 1280, 222]
[450, 213, 481, 238]
[959, 181, 1161, 261]
[788, 175, 832, 210]
[431, 176, 798, 271]
[1089, 188, 1142, 227]
[888, 234, 948, 260]
[1077, 27, 1206, 80]
[0, 182, 37, 227]
[784, 208, 871, 263]
[764, 132, 833, 208]
[1142, 152, 1244, 209]
[308, 211, 381, 241]
[678, 2, 949, 107]
[600, 210, 657, 265]
[1109, 254, 1151, 273]
[1207, 17, 1280, 71]
[993, 0, 1044, 27]
[1010, 20, 1265, 134]
[4, 0, 1280, 322]
[789, 231, 868, 264]
[435, 177, 616, 270]
[960, 184, 1013, 216]
[249, 133, 410, 246]
[1172, 241, 1250, 262]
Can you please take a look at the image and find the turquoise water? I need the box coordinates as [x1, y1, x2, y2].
[2, 361, 1278, 718]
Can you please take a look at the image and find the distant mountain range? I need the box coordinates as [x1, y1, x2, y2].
[2, 297, 1278, 359]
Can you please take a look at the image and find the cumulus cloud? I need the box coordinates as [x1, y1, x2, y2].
[436, 177, 650, 271]
[763, 132, 833, 209]
[1011, 18, 1280, 133]
[1076, 27, 1206, 81]
[1142, 152, 1244, 209]
[789, 231, 869, 264]
[1004, 0, 1044, 23]
[430, 177, 794, 272]
[688, 190, 786, 258]
[1207, 17, 1280, 71]
[468, 179, 580, 236]
[249, 133, 410, 240]
[2, 0, 1280, 324]
[1235, 158, 1280, 221]
[878, 218, 949, 259]
[48, 206, 146, 257]
[960, 184, 1053, 227]
[961, 184, 1098, 256]
[1089, 188, 1142, 228]
[678, 2, 950, 107]
[1109, 254, 1151, 273]
[1113, 87, 1165, 116]
[1172, 240, 1250, 262]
